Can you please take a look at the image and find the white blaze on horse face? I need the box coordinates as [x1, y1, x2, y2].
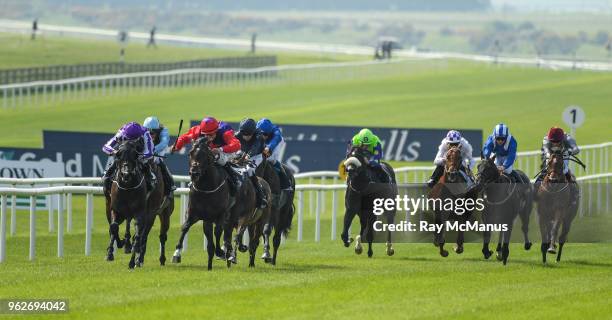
[344, 157, 361, 170]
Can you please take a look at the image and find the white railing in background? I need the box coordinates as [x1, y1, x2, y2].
[0, 59, 415, 109]
[1, 19, 612, 71]
[0, 141, 608, 240]
[0, 173, 609, 263]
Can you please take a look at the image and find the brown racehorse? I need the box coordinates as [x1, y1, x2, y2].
[428, 146, 477, 257]
[536, 150, 579, 264]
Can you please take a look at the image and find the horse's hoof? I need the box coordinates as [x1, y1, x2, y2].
[172, 255, 181, 264]
[264, 257, 273, 264]
[226, 259, 232, 268]
[106, 254, 114, 261]
[160, 256, 166, 266]
[124, 246, 132, 254]
[354, 236, 363, 255]
[482, 249, 493, 259]
[386, 243, 395, 256]
[454, 245, 464, 254]
[440, 250, 449, 258]
[238, 244, 248, 253]
[249, 263, 255, 268]
[524, 242, 532, 251]
[128, 261, 135, 269]
[117, 240, 125, 249]
[216, 254, 226, 260]
[261, 252, 271, 260]
[547, 248, 556, 254]
[496, 252, 503, 261]
[368, 251, 373, 258]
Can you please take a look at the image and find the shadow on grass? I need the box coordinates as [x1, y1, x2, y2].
[169, 262, 347, 273]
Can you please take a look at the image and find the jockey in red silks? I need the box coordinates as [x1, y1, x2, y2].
[173, 117, 267, 208]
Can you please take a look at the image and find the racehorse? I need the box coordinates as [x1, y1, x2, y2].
[257, 160, 295, 265]
[475, 155, 532, 265]
[427, 146, 478, 257]
[171, 138, 232, 270]
[340, 147, 396, 258]
[105, 140, 173, 268]
[224, 155, 295, 266]
[536, 150, 579, 264]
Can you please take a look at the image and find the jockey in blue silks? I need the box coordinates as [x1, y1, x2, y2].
[482, 123, 521, 183]
[256, 118, 292, 190]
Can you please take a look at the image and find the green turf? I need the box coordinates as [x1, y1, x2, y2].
[0, 32, 363, 69]
[1, 194, 611, 319]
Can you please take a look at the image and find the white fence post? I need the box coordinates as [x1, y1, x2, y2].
[57, 193, 64, 258]
[85, 193, 93, 256]
[315, 190, 321, 242]
[331, 189, 337, 240]
[297, 190, 303, 242]
[48, 184, 54, 232]
[67, 193, 73, 233]
[0, 195, 7, 263]
[29, 196, 36, 261]
[10, 194, 16, 236]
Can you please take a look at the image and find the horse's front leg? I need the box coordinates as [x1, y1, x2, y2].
[172, 214, 197, 264]
[385, 211, 395, 256]
[223, 217, 235, 268]
[124, 217, 133, 254]
[341, 194, 358, 247]
[434, 211, 448, 257]
[261, 222, 273, 263]
[214, 223, 224, 259]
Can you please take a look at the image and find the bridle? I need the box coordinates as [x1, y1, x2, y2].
[189, 139, 225, 194]
[114, 141, 145, 191]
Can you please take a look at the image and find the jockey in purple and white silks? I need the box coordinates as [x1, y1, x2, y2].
[102, 121, 156, 192]
[427, 130, 475, 188]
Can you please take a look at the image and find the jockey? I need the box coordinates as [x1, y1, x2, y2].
[174, 117, 267, 208]
[256, 118, 292, 190]
[102, 121, 156, 192]
[537, 126, 580, 183]
[427, 130, 475, 188]
[142, 116, 176, 197]
[482, 123, 521, 183]
[235, 118, 266, 167]
[349, 128, 390, 183]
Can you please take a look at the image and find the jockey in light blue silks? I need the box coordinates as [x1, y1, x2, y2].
[256, 118, 292, 190]
[482, 123, 522, 183]
[427, 130, 475, 188]
[143, 116, 176, 197]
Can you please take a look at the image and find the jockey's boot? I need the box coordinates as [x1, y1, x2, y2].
[509, 170, 522, 184]
[143, 163, 157, 191]
[102, 161, 117, 194]
[224, 164, 240, 197]
[250, 175, 268, 209]
[566, 172, 579, 206]
[274, 161, 292, 191]
[158, 160, 176, 196]
[427, 165, 444, 188]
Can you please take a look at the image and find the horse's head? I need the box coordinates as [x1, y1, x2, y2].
[476, 154, 500, 185]
[444, 145, 462, 183]
[545, 150, 565, 182]
[189, 137, 216, 179]
[343, 147, 369, 179]
[115, 140, 142, 186]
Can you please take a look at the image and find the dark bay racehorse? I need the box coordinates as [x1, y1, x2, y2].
[171, 138, 232, 270]
[105, 140, 173, 268]
[340, 147, 396, 258]
[475, 155, 532, 265]
[428, 146, 478, 257]
[536, 151, 579, 264]
[257, 160, 295, 265]
[227, 156, 295, 266]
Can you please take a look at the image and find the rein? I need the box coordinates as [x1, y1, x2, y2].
[191, 178, 226, 194]
[113, 176, 145, 191]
